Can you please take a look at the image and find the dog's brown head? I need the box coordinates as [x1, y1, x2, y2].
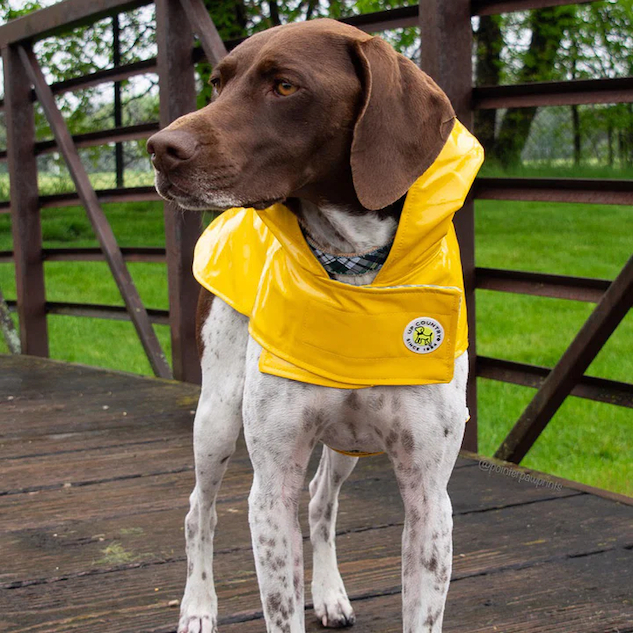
[147, 18, 454, 213]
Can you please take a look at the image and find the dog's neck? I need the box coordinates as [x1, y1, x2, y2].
[298, 199, 398, 253]
[287, 197, 401, 286]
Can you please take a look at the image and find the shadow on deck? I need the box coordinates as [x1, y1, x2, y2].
[1, 355, 632, 632]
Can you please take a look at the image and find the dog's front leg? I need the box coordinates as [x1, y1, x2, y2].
[243, 343, 321, 633]
[309, 445, 358, 628]
[179, 299, 249, 633]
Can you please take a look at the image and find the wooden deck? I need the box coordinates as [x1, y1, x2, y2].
[1, 354, 632, 633]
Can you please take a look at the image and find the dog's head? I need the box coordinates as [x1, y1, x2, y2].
[147, 18, 454, 212]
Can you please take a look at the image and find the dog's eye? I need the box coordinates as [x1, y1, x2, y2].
[274, 80, 298, 96]
[210, 77, 221, 94]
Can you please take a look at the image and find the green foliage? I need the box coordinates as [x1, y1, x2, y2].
[0, 0, 44, 20]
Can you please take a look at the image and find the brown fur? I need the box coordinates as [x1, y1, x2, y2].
[147, 18, 454, 213]
[195, 289, 214, 357]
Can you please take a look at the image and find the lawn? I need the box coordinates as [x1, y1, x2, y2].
[0, 176, 631, 495]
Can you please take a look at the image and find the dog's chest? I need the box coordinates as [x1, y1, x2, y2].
[256, 377, 408, 456]
[317, 394, 387, 455]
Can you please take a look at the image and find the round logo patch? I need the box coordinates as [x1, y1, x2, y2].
[403, 317, 444, 354]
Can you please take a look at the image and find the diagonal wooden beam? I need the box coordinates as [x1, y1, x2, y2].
[18, 44, 172, 380]
[495, 255, 633, 464]
[178, 0, 228, 65]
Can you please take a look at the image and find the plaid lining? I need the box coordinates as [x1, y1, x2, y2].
[303, 231, 392, 277]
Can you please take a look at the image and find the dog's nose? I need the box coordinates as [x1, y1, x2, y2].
[147, 129, 199, 173]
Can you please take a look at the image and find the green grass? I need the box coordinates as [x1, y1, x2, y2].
[0, 196, 631, 495]
[479, 161, 633, 181]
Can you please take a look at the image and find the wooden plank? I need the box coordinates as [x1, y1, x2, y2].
[1, 247, 166, 264]
[179, 0, 227, 65]
[44, 247, 165, 263]
[0, 358, 197, 443]
[18, 45, 172, 380]
[0, 123, 159, 161]
[475, 177, 633, 205]
[420, 0, 477, 450]
[2, 45, 48, 357]
[476, 266, 610, 303]
[474, 76, 633, 109]
[0, 427, 192, 461]
[3, 360, 631, 631]
[340, 6, 418, 32]
[39, 186, 162, 208]
[45, 301, 170, 325]
[462, 450, 633, 507]
[0, 298, 170, 325]
[155, 0, 201, 384]
[34, 123, 159, 157]
[496, 255, 633, 463]
[0, 0, 150, 46]
[0, 379, 196, 438]
[478, 356, 633, 408]
[222, 548, 633, 633]
[0, 436, 194, 494]
[472, 0, 600, 16]
[0, 441, 575, 532]
[1, 481, 629, 589]
[1, 501, 630, 631]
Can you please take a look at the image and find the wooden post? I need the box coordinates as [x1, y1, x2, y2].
[420, 0, 478, 451]
[2, 44, 48, 357]
[155, 0, 201, 383]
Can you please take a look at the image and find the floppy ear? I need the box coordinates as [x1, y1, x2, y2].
[350, 37, 456, 211]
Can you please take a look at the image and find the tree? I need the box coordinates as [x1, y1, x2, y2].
[474, 0, 633, 170]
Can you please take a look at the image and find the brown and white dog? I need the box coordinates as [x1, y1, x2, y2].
[148, 18, 468, 633]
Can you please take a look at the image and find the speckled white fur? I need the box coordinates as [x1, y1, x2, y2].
[179, 205, 469, 633]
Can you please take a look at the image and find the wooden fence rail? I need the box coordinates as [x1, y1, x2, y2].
[0, 0, 630, 460]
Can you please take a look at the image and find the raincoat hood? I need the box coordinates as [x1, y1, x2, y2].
[193, 119, 484, 388]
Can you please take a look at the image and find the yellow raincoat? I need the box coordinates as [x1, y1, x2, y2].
[193, 119, 484, 389]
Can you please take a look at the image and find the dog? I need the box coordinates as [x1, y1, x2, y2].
[148, 18, 481, 633]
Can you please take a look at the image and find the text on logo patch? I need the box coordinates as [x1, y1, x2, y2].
[403, 317, 445, 354]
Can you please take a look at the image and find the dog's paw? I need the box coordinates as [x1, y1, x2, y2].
[178, 614, 218, 633]
[313, 584, 356, 628]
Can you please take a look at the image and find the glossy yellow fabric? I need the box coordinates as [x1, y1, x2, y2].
[193, 119, 484, 388]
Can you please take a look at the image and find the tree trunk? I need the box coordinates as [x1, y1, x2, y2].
[626, 104, 633, 167]
[571, 104, 581, 166]
[474, 15, 503, 157]
[268, 0, 281, 26]
[0, 287, 20, 354]
[496, 6, 576, 168]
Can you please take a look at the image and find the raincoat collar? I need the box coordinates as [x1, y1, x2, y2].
[254, 119, 482, 288]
